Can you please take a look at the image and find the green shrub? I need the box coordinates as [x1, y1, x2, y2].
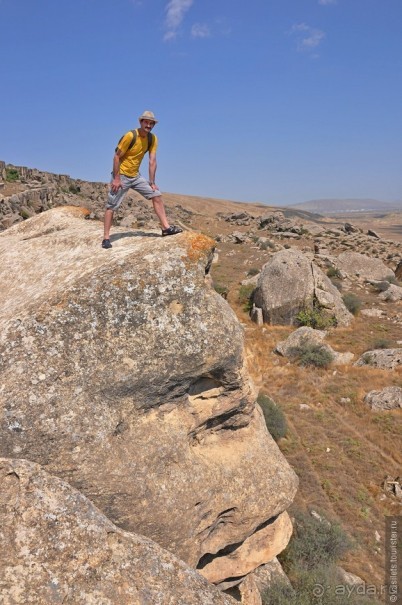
[281, 510, 353, 572]
[5, 168, 19, 182]
[247, 267, 260, 277]
[288, 342, 334, 368]
[257, 393, 287, 441]
[326, 266, 342, 279]
[213, 284, 229, 299]
[296, 308, 337, 330]
[68, 183, 81, 194]
[370, 339, 391, 350]
[262, 509, 379, 605]
[262, 566, 378, 605]
[238, 284, 254, 312]
[342, 293, 362, 316]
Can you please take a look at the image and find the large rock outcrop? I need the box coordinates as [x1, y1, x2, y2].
[252, 249, 352, 326]
[0, 457, 236, 605]
[335, 251, 394, 281]
[0, 207, 298, 589]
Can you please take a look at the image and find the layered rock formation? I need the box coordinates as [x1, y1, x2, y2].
[0, 207, 298, 593]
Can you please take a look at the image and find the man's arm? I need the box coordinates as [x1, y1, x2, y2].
[148, 152, 158, 190]
[111, 150, 123, 193]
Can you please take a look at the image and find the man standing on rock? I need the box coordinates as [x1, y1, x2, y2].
[102, 110, 182, 248]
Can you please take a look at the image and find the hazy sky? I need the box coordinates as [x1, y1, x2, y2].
[1, 0, 401, 205]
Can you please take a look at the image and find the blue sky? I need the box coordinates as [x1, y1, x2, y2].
[1, 0, 401, 205]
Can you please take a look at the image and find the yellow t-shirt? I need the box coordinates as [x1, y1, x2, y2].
[117, 129, 158, 177]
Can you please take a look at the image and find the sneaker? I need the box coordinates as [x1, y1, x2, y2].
[102, 239, 112, 249]
[161, 225, 183, 237]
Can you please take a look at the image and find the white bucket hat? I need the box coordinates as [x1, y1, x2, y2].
[138, 110, 158, 124]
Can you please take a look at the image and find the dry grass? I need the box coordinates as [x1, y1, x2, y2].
[241, 318, 402, 586]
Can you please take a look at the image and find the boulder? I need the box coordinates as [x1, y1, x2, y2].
[0, 458, 236, 605]
[364, 387, 402, 411]
[379, 284, 402, 302]
[336, 251, 394, 281]
[253, 249, 352, 327]
[355, 349, 402, 370]
[275, 327, 353, 366]
[0, 207, 298, 584]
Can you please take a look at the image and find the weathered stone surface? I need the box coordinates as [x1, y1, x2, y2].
[364, 387, 402, 411]
[239, 574, 263, 605]
[355, 348, 402, 369]
[275, 327, 353, 366]
[336, 251, 394, 281]
[0, 207, 298, 583]
[379, 283, 402, 302]
[251, 558, 291, 594]
[0, 458, 236, 605]
[253, 249, 352, 327]
[199, 512, 293, 584]
[275, 326, 327, 356]
[311, 264, 353, 327]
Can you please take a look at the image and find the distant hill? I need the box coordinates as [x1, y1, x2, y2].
[287, 198, 402, 216]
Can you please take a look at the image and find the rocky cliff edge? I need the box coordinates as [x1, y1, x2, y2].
[0, 207, 298, 592]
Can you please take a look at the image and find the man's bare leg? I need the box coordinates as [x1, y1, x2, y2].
[152, 196, 170, 230]
[103, 208, 114, 240]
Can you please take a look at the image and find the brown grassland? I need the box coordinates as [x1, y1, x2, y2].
[197, 203, 402, 587]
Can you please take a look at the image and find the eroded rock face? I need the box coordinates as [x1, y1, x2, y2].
[0, 458, 236, 605]
[0, 208, 298, 584]
[253, 249, 352, 327]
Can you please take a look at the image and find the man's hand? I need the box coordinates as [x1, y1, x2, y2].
[111, 176, 122, 193]
[149, 181, 158, 191]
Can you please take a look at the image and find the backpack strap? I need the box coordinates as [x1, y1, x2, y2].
[116, 129, 154, 154]
[147, 132, 154, 152]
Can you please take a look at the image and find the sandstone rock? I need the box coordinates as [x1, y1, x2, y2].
[364, 387, 402, 411]
[239, 574, 262, 605]
[367, 229, 381, 239]
[0, 207, 298, 583]
[251, 305, 263, 326]
[311, 264, 353, 327]
[275, 327, 353, 366]
[231, 230, 248, 243]
[395, 260, 402, 280]
[379, 283, 402, 302]
[344, 223, 360, 234]
[355, 348, 402, 369]
[259, 212, 285, 229]
[0, 458, 235, 605]
[251, 557, 291, 594]
[253, 249, 352, 327]
[199, 512, 292, 585]
[336, 251, 394, 281]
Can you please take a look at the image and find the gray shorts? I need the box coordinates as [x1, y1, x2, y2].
[106, 174, 162, 210]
